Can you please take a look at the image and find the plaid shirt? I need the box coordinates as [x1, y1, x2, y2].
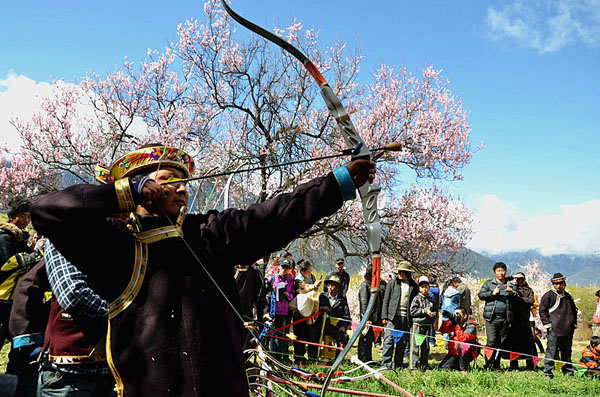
[44, 240, 110, 375]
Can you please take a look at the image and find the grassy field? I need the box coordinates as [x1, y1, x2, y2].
[4, 339, 595, 397]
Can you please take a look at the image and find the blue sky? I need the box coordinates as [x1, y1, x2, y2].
[1, 0, 599, 255]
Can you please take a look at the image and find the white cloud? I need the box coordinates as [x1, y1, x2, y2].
[486, 0, 600, 53]
[0, 71, 52, 152]
[469, 194, 600, 255]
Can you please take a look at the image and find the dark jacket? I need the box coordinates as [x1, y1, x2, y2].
[0, 222, 33, 265]
[456, 283, 472, 315]
[0, 223, 38, 304]
[358, 279, 383, 323]
[513, 283, 535, 327]
[8, 259, 49, 340]
[31, 173, 343, 397]
[409, 293, 436, 327]
[477, 278, 521, 324]
[234, 265, 267, 321]
[539, 289, 578, 337]
[381, 276, 418, 323]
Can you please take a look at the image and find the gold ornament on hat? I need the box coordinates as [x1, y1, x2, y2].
[95, 146, 195, 184]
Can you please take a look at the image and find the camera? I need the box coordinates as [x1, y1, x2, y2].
[443, 310, 462, 326]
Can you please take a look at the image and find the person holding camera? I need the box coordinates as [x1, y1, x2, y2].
[478, 262, 522, 370]
[438, 308, 479, 371]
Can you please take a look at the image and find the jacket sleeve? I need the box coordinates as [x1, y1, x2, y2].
[359, 282, 369, 318]
[381, 282, 392, 321]
[478, 280, 494, 301]
[8, 259, 49, 339]
[409, 295, 424, 319]
[538, 292, 552, 327]
[454, 323, 477, 343]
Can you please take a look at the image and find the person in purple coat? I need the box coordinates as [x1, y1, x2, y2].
[266, 257, 295, 362]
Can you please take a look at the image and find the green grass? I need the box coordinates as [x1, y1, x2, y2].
[3, 339, 596, 396]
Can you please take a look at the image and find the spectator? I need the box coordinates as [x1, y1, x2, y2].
[427, 275, 440, 347]
[478, 262, 520, 370]
[455, 277, 472, 316]
[578, 336, 600, 376]
[593, 290, 600, 337]
[234, 259, 268, 355]
[36, 240, 114, 396]
[441, 278, 461, 347]
[266, 258, 295, 363]
[539, 272, 578, 378]
[0, 197, 42, 388]
[509, 272, 536, 370]
[292, 259, 322, 364]
[318, 274, 351, 355]
[438, 308, 479, 371]
[409, 276, 436, 370]
[8, 259, 49, 397]
[326, 258, 350, 299]
[381, 261, 417, 370]
[357, 265, 382, 363]
[265, 251, 297, 279]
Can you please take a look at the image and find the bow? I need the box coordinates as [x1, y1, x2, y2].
[219, 2, 382, 395]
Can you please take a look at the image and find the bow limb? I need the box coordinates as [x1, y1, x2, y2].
[220, 2, 382, 396]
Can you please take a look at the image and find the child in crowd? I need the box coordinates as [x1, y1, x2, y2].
[409, 276, 437, 370]
[579, 336, 600, 376]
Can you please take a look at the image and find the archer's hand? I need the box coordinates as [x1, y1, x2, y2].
[346, 159, 376, 188]
[138, 178, 164, 203]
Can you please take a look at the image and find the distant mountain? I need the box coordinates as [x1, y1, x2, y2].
[475, 249, 600, 286]
[447, 247, 496, 277]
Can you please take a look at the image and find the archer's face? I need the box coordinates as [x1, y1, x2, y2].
[147, 167, 189, 218]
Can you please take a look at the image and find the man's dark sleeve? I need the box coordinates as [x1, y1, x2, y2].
[478, 280, 493, 301]
[358, 282, 369, 318]
[9, 259, 49, 339]
[254, 269, 268, 319]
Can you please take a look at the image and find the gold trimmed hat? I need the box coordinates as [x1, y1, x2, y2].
[95, 146, 195, 184]
[551, 272, 566, 284]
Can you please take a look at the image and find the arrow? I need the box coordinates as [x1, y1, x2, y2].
[160, 142, 401, 186]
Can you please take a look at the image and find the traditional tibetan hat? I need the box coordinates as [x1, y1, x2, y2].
[95, 145, 195, 184]
[551, 273, 566, 283]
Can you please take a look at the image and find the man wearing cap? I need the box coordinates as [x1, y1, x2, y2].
[539, 272, 578, 378]
[326, 258, 350, 299]
[318, 274, 351, 353]
[30, 144, 376, 396]
[381, 261, 418, 369]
